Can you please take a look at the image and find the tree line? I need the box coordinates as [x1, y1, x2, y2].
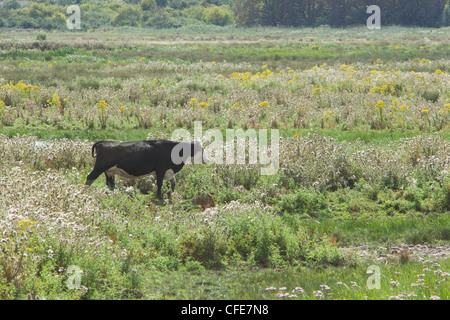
[0, 0, 449, 30]
[235, 0, 450, 27]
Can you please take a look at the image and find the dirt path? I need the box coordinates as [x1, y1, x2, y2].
[341, 243, 449, 263]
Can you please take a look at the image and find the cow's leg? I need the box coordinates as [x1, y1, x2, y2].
[168, 177, 176, 198]
[105, 172, 115, 190]
[85, 166, 105, 187]
[156, 172, 164, 200]
[156, 175, 164, 200]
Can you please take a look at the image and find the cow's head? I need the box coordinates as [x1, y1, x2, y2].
[172, 141, 209, 165]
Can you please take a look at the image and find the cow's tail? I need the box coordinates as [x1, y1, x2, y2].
[91, 141, 104, 158]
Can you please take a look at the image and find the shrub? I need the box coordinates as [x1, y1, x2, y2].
[192, 227, 227, 269]
[280, 188, 327, 215]
[78, 78, 100, 90]
[202, 5, 234, 26]
[112, 6, 141, 27]
[36, 33, 46, 41]
[140, 0, 157, 11]
[214, 163, 261, 191]
[421, 90, 440, 103]
[148, 256, 181, 272]
[306, 235, 345, 266]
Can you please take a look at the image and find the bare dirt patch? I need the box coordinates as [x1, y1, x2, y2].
[341, 244, 449, 264]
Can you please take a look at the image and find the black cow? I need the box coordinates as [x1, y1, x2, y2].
[85, 139, 208, 199]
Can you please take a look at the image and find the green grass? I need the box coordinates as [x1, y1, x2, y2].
[3, 125, 449, 145]
[138, 259, 450, 300]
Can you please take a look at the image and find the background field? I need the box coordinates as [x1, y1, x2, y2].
[0, 26, 449, 300]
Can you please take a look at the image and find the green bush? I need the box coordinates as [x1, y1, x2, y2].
[148, 256, 181, 272]
[280, 188, 328, 215]
[192, 227, 227, 269]
[202, 5, 234, 26]
[142, 7, 182, 28]
[306, 235, 345, 266]
[36, 33, 47, 41]
[112, 6, 141, 27]
[78, 77, 100, 90]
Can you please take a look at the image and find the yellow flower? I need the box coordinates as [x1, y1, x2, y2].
[96, 100, 108, 110]
[421, 109, 429, 113]
[48, 93, 61, 107]
[375, 100, 385, 110]
[18, 219, 36, 228]
[198, 101, 209, 107]
[340, 64, 353, 72]
[261, 65, 267, 69]
[190, 98, 197, 104]
[259, 101, 269, 107]
[321, 110, 336, 119]
[119, 106, 126, 112]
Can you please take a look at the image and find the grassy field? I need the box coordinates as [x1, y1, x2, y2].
[0, 26, 449, 301]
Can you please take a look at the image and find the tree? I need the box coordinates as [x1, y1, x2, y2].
[234, 0, 262, 26]
[112, 5, 142, 27]
[3, 0, 20, 10]
[203, 5, 234, 26]
[141, 0, 157, 11]
[443, 3, 450, 26]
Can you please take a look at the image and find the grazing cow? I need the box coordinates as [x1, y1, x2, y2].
[85, 139, 208, 199]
